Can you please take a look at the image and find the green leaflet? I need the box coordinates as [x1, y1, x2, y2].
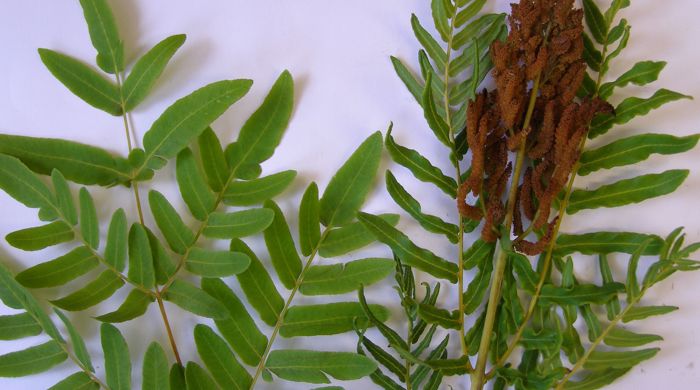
[128, 224, 155, 289]
[589, 89, 691, 138]
[583, 34, 602, 72]
[519, 328, 563, 353]
[51, 170, 77, 224]
[584, 348, 659, 370]
[431, 0, 451, 42]
[141, 79, 252, 171]
[266, 349, 377, 384]
[554, 232, 664, 256]
[142, 342, 169, 390]
[599, 61, 667, 99]
[319, 131, 383, 226]
[510, 253, 538, 292]
[280, 302, 390, 337]
[203, 208, 274, 239]
[300, 258, 394, 296]
[123, 34, 186, 111]
[449, 15, 505, 77]
[358, 335, 405, 379]
[358, 212, 458, 282]
[79, 188, 99, 249]
[463, 255, 493, 314]
[51, 270, 124, 311]
[79, 0, 123, 73]
[225, 71, 294, 177]
[453, 13, 505, 49]
[299, 182, 321, 256]
[198, 127, 230, 191]
[604, 327, 662, 347]
[201, 278, 267, 366]
[386, 170, 458, 242]
[184, 362, 218, 390]
[417, 303, 460, 330]
[0, 313, 41, 340]
[622, 305, 678, 323]
[390, 56, 423, 104]
[599, 255, 622, 320]
[101, 323, 131, 390]
[231, 238, 284, 326]
[105, 209, 127, 271]
[358, 285, 408, 351]
[148, 190, 194, 254]
[16, 246, 98, 288]
[561, 368, 630, 390]
[605, 0, 631, 24]
[422, 73, 451, 146]
[538, 283, 625, 306]
[319, 214, 400, 258]
[146, 228, 176, 285]
[50, 372, 99, 390]
[0, 341, 67, 377]
[601, 24, 631, 74]
[0, 262, 63, 340]
[55, 310, 94, 372]
[582, 0, 607, 44]
[194, 324, 251, 389]
[626, 240, 650, 302]
[0, 154, 57, 212]
[0, 135, 130, 186]
[170, 364, 186, 390]
[410, 14, 447, 71]
[185, 248, 250, 277]
[385, 128, 457, 197]
[263, 200, 302, 289]
[95, 289, 154, 323]
[163, 280, 228, 320]
[578, 134, 699, 176]
[567, 170, 688, 214]
[223, 170, 297, 206]
[38, 49, 122, 115]
[463, 239, 495, 269]
[176, 148, 215, 220]
[6, 221, 74, 251]
[455, 0, 487, 27]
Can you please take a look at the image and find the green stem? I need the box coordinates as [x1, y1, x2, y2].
[248, 229, 331, 389]
[114, 71, 180, 365]
[439, 6, 473, 360]
[470, 73, 541, 390]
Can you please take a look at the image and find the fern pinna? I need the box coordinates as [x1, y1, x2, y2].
[359, 0, 700, 389]
[0, 0, 394, 388]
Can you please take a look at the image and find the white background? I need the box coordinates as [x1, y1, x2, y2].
[1, 1, 699, 389]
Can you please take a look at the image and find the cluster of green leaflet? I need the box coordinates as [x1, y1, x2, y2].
[0, 0, 698, 389]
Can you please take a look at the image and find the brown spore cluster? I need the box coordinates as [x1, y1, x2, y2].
[457, 0, 612, 254]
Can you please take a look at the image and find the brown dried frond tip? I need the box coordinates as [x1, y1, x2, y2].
[457, 0, 607, 254]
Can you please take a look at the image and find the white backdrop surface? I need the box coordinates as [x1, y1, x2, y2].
[0, 1, 699, 389]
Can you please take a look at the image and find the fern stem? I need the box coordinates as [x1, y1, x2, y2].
[406, 317, 413, 389]
[439, 5, 472, 360]
[154, 290, 183, 366]
[471, 73, 542, 390]
[249, 229, 332, 389]
[491, 30, 613, 371]
[114, 72, 146, 227]
[114, 71, 182, 364]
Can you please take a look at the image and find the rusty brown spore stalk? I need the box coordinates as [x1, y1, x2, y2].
[457, 0, 611, 256]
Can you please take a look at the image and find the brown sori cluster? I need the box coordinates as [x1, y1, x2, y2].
[457, 0, 612, 254]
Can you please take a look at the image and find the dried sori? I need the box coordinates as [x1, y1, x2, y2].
[458, 0, 612, 254]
